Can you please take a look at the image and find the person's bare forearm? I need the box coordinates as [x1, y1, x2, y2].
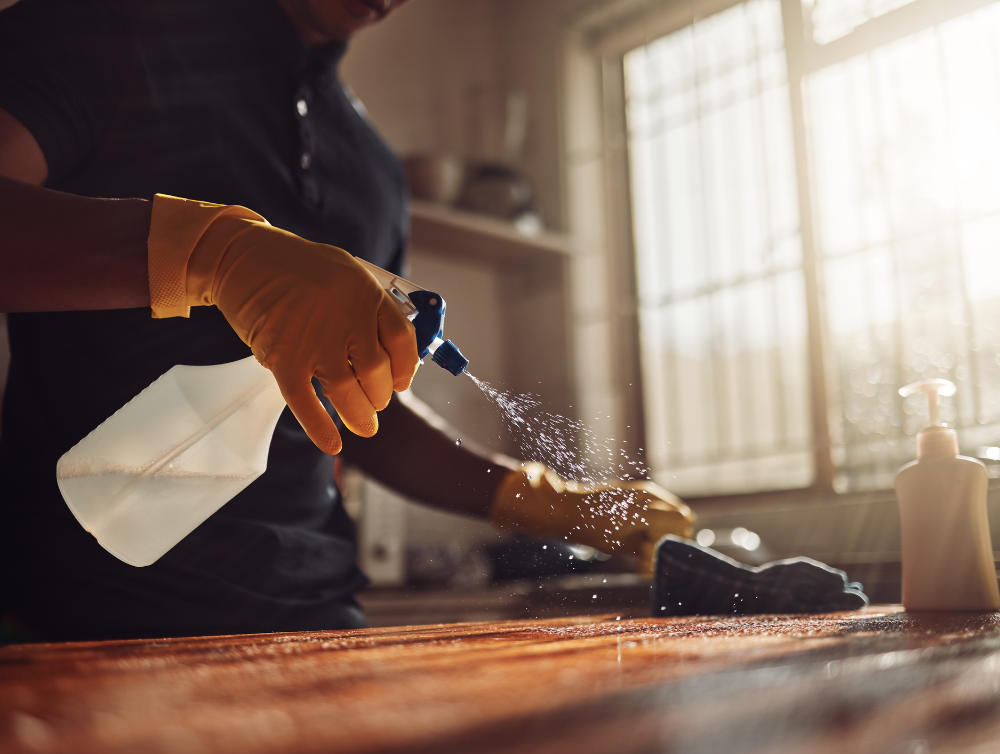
[340, 391, 518, 518]
[0, 175, 151, 312]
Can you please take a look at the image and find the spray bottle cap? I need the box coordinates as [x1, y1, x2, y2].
[899, 378, 958, 457]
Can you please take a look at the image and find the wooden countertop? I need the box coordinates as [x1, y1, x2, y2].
[3, 607, 1000, 753]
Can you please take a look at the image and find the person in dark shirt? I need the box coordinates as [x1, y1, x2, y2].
[0, 0, 695, 642]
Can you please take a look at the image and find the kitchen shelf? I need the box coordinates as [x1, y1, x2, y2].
[409, 200, 574, 262]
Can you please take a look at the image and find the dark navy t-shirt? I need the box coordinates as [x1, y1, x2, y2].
[0, 0, 408, 640]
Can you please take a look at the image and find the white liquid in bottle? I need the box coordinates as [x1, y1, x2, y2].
[57, 357, 287, 567]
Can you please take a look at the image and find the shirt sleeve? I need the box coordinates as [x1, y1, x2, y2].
[0, 0, 132, 182]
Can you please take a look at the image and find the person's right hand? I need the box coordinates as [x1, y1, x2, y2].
[147, 194, 419, 454]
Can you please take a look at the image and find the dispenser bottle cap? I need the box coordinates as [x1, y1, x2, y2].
[899, 378, 958, 457]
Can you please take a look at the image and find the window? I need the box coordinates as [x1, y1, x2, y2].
[804, 0, 918, 45]
[625, 0, 811, 495]
[618, 0, 1000, 496]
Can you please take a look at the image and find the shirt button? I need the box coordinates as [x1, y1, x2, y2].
[300, 152, 312, 169]
[296, 99, 308, 117]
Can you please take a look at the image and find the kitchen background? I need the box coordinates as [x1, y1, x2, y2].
[7, 0, 1000, 623]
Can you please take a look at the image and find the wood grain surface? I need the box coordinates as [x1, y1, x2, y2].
[3, 606, 1000, 753]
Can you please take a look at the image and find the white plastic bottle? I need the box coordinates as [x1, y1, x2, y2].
[895, 378, 1000, 611]
[57, 357, 287, 567]
[57, 259, 468, 567]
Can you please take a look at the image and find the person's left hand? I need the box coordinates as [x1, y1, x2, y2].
[490, 462, 695, 576]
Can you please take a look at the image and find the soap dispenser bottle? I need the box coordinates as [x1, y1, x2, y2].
[895, 378, 1000, 611]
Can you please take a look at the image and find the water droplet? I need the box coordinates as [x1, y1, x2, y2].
[455, 439, 462, 445]
[468, 374, 652, 505]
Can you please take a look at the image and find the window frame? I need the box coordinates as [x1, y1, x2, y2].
[566, 0, 997, 505]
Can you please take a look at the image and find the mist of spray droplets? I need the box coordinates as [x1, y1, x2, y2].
[467, 373, 653, 549]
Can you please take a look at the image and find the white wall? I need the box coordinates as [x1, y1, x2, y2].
[492, 0, 594, 232]
[342, 0, 598, 232]
[341, 0, 501, 159]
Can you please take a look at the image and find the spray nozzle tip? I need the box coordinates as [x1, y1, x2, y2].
[431, 339, 469, 376]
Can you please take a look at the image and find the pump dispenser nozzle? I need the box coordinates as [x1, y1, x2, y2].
[899, 378, 956, 427]
[900, 378, 958, 457]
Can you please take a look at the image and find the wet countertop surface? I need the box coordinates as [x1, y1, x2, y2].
[3, 606, 1000, 753]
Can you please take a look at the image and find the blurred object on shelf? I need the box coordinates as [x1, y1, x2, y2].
[457, 85, 541, 232]
[457, 163, 542, 234]
[407, 537, 626, 589]
[403, 154, 464, 205]
[463, 86, 528, 165]
[486, 536, 610, 582]
[406, 542, 491, 589]
[694, 526, 771, 566]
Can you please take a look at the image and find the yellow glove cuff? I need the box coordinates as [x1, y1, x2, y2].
[147, 194, 267, 319]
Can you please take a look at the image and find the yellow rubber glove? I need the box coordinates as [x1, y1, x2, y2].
[147, 194, 419, 455]
[490, 462, 695, 577]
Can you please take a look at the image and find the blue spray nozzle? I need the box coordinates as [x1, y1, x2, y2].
[408, 290, 469, 376]
[352, 260, 469, 377]
[431, 340, 469, 376]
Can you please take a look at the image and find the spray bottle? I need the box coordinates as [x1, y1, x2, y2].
[56, 259, 469, 567]
[895, 378, 999, 611]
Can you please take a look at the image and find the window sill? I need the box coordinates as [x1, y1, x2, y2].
[687, 476, 1000, 516]
[686, 486, 898, 517]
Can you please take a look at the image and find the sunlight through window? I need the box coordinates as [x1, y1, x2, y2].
[803, 0, 919, 45]
[624, 0, 1000, 495]
[625, 0, 812, 495]
[809, 2, 1000, 490]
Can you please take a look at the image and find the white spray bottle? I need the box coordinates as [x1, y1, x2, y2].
[56, 259, 469, 567]
[895, 378, 999, 611]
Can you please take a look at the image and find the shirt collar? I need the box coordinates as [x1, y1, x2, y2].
[305, 39, 348, 78]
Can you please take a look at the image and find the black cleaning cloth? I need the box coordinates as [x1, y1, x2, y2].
[651, 535, 869, 617]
